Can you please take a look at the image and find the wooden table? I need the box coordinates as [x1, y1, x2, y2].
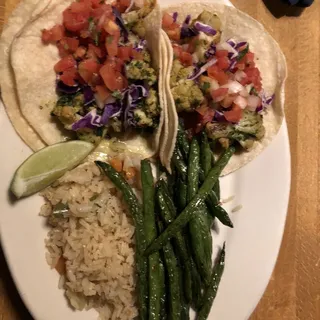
[0, 0, 319, 319]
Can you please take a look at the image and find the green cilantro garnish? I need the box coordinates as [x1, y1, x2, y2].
[112, 90, 123, 100]
[88, 17, 96, 33]
[94, 31, 101, 46]
[135, 61, 143, 69]
[236, 44, 249, 61]
[250, 87, 258, 96]
[202, 82, 210, 91]
[107, 36, 114, 44]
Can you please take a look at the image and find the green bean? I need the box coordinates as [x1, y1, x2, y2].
[158, 221, 181, 320]
[181, 293, 190, 320]
[144, 147, 235, 255]
[188, 138, 212, 285]
[95, 161, 148, 320]
[158, 180, 176, 217]
[210, 205, 234, 228]
[198, 148, 233, 228]
[172, 148, 187, 180]
[156, 186, 192, 303]
[187, 138, 200, 202]
[176, 177, 187, 211]
[189, 255, 203, 310]
[159, 257, 167, 320]
[197, 244, 226, 320]
[177, 124, 190, 162]
[141, 160, 162, 320]
[211, 146, 221, 201]
[200, 132, 212, 178]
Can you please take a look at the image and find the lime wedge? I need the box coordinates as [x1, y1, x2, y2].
[10, 141, 95, 198]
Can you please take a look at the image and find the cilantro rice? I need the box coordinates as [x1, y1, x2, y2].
[40, 163, 138, 320]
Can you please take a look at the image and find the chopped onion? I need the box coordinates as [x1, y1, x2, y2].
[227, 59, 237, 72]
[247, 95, 261, 111]
[123, 155, 134, 171]
[221, 80, 244, 94]
[234, 95, 247, 109]
[216, 42, 238, 59]
[208, 78, 219, 91]
[194, 22, 216, 35]
[221, 94, 236, 108]
[181, 44, 189, 51]
[239, 88, 249, 98]
[192, 53, 199, 64]
[245, 84, 254, 93]
[234, 70, 246, 82]
[188, 58, 217, 80]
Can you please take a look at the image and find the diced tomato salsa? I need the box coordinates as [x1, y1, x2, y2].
[162, 11, 267, 131]
[41, 0, 143, 97]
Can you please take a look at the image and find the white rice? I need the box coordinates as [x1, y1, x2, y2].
[40, 163, 138, 320]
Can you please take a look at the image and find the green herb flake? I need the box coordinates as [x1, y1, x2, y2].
[202, 82, 210, 91]
[236, 45, 249, 61]
[135, 61, 143, 69]
[250, 87, 258, 96]
[107, 36, 114, 44]
[112, 90, 123, 100]
[94, 31, 101, 46]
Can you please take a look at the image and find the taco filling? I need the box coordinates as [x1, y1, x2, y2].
[42, 0, 161, 144]
[162, 10, 275, 150]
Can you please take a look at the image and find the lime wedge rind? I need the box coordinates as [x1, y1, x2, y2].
[10, 141, 94, 198]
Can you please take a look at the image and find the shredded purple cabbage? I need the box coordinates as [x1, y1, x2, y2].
[188, 58, 217, 81]
[71, 101, 122, 130]
[180, 14, 198, 39]
[214, 111, 227, 122]
[123, 84, 149, 128]
[101, 103, 122, 123]
[71, 109, 102, 130]
[259, 93, 275, 112]
[83, 86, 95, 106]
[194, 22, 216, 35]
[227, 59, 237, 72]
[180, 26, 198, 39]
[172, 12, 178, 22]
[205, 44, 216, 59]
[56, 79, 80, 94]
[184, 15, 191, 25]
[226, 38, 237, 48]
[134, 39, 147, 52]
[235, 41, 247, 49]
[112, 7, 129, 42]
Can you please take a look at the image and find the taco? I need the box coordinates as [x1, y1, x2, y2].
[2, 0, 165, 156]
[0, 0, 53, 151]
[161, 2, 287, 175]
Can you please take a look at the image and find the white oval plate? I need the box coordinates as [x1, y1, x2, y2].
[0, 0, 290, 319]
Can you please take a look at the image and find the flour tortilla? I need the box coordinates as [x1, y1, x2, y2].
[159, 29, 178, 173]
[161, 1, 287, 175]
[0, 0, 54, 151]
[8, 0, 164, 157]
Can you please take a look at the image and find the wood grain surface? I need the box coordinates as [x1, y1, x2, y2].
[0, 0, 319, 319]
